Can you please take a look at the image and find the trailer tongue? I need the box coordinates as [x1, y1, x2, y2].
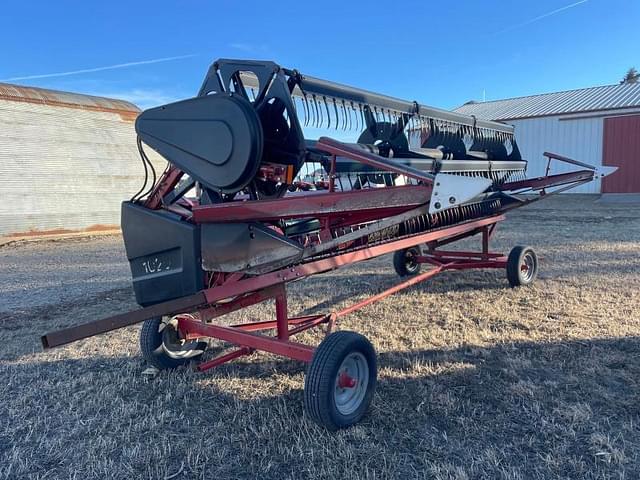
[42, 59, 616, 430]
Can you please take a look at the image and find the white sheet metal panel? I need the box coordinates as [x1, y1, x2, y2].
[509, 114, 603, 193]
[0, 97, 166, 236]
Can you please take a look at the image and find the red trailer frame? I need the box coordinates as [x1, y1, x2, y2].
[177, 214, 507, 372]
[40, 144, 609, 430]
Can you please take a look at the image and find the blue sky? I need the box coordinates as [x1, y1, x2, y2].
[1, 0, 638, 110]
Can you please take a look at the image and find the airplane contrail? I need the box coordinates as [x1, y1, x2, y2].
[1, 54, 197, 82]
[494, 0, 588, 35]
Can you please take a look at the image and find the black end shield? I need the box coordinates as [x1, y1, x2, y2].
[136, 93, 263, 194]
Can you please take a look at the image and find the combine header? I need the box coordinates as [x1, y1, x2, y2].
[42, 59, 616, 430]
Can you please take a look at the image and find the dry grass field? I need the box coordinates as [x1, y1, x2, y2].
[1, 196, 639, 479]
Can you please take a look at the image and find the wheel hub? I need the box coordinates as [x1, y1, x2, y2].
[520, 253, 535, 282]
[405, 250, 419, 272]
[337, 371, 357, 389]
[160, 315, 204, 359]
[334, 352, 369, 415]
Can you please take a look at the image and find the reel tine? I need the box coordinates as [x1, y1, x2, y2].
[352, 103, 358, 132]
[322, 96, 329, 129]
[331, 97, 337, 130]
[343, 102, 349, 131]
[333, 98, 338, 130]
[343, 101, 348, 131]
[318, 96, 325, 128]
[341, 100, 347, 130]
[353, 102, 359, 132]
[315, 95, 322, 128]
[311, 94, 318, 127]
[302, 94, 309, 127]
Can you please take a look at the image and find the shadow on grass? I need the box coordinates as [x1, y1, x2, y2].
[295, 269, 509, 316]
[2, 335, 639, 479]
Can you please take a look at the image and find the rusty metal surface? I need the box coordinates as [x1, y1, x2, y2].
[0, 82, 139, 120]
[0, 87, 167, 237]
[41, 291, 208, 349]
[193, 185, 431, 223]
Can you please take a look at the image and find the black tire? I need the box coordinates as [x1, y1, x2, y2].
[393, 247, 422, 277]
[304, 331, 377, 431]
[140, 316, 207, 370]
[507, 245, 538, 287]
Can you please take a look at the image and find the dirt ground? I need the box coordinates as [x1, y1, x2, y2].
[1, 195, 639, 480]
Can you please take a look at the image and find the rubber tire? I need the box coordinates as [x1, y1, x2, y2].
[507, 245, 538, 287]
[393, 247, 421, 277]
[140, 317, 206, 370]
[304, 331, 377, 431]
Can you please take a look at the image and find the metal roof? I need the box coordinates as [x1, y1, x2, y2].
[454, 82, 640, 121]
[0, 82, 140, 119]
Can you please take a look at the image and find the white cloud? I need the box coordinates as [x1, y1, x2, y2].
[1, 54, 197, 82]
[493, 0, 588, 35]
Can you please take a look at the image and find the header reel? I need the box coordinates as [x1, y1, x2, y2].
[135, 59, 522, 202]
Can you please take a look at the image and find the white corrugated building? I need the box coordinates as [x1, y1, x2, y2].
[454, 83, 640, 194]
[0, 83, 166, 237]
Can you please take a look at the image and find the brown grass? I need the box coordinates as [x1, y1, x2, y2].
[1, 195, 639, 479]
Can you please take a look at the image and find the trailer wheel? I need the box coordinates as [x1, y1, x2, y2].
[393, 247, 421, 277]
[507, 246, 538, 287]
[304, 331, 377, 430]
[140, 316, 207, 370]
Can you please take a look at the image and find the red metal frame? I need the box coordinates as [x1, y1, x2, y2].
[501, 169, 594, 192]
[144, 164, 184, 210]
[175, 215, 508, 370]
[41, 140, 602, 362]
[192, 185, 431, 223]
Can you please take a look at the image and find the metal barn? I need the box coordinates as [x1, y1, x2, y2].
[455, 83, 640, 194]
[0, 83, 166, 237]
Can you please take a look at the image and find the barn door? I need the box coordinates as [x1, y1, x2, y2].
[602, 114, 640, 193]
